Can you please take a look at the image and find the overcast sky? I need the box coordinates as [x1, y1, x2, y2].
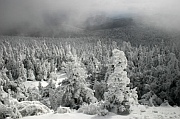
[0, 0, 180, 32]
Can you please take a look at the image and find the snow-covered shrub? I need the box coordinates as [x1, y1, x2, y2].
[0, 84, 23, 119]
[27, 87, 41, 101]
[56, 106, 71, 114]
[40, 98, 51, 109]
[17, 101, 51, 117]
[139, 91, 162, 106]
[49, 72, 57, 81]
[98, 109, 109, 116]
[129, 87, 139, 106]
[49, 86, 63, 110]
[0, 101, 22, 119]
[78, 102, 101, 115]
[93, 80, 107, 101]
[41, 79, 56, 108]
[10, 106, 22, 119]
[78, 101, 109, 116]
[104, 49, 138, 115]
[160, 100, 171, 107]
[0, 103, 12, 119]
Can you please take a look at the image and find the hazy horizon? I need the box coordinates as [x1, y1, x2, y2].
[0, 0, 180, 35]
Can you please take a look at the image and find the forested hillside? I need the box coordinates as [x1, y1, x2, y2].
[0, 36, 180, 118]
[1, 17, 180, 47]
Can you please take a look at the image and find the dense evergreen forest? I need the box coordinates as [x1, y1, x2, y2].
[0, 34, 180, 111]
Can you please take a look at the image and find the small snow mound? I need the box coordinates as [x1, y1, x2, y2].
[23, 81, 48, 89]
[138, 105, 146, 112]
[160, 100, 171, 107]
[56, 107, 71, 114]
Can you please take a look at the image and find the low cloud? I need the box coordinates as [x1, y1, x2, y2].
[0, 0, 180, 34]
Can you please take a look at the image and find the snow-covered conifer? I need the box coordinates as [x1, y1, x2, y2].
[54, 47, 97, 109]
[27, 69, 35, 81]
[17, 63, 27, 82]
[104, 49, 137, 115]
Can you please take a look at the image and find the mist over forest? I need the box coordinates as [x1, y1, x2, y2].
[0, 0, 180, 41]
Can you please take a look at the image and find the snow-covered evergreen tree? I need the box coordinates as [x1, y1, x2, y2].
[27, 69, 35, 81]
[54, 46, 97, 110]
[17, 62, 27, 82]
[104, 49, 138, 115]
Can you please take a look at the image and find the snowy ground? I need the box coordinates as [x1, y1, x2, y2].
[23, 73, 67, 89]
[23, 81, 48, 89]
[22, 73, 180, 119]
[22, 106, 180, 119]
[56, 73, 67, 86]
